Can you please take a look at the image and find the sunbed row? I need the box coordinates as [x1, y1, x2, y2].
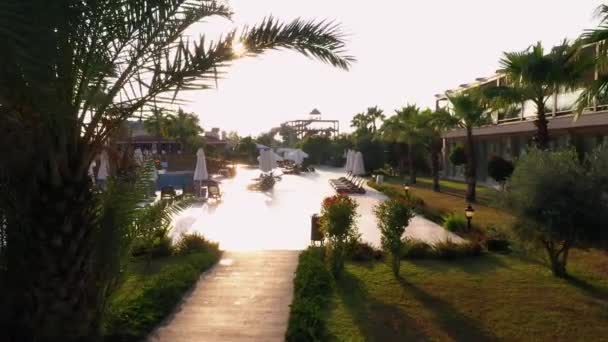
[329, 173, 366, 194]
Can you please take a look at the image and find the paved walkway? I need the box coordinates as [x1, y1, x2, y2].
[405, 216, 466, 244]
[149, 250, 299, 342]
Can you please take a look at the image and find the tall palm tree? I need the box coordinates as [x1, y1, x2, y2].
[0, 1, 353, 340]
[419, 109, 456, 192]
[499, 41, 591, 149]
[577, 4, 608, 112]
[365, 106, 385, 134]
[351, 112, 371, 136]
[381, 105, 423, 184]
[447, 92, 492, 202]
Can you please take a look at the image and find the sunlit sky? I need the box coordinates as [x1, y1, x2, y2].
[181, 0, 603, 136]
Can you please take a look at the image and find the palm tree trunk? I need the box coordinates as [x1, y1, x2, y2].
[430, 143, 441, 192]
[534, 101, 549, 149]
[5, 172, 103, 341]
[407, 143, 416, 184]
[465, 128, 476, 202]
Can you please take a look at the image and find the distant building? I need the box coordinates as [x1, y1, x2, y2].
[437, 42, 608, 184]
[115, 121, 228, 153]
[115, 120, 181, 154]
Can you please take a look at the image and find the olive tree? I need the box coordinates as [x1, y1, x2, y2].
[507, 148, 605, 277]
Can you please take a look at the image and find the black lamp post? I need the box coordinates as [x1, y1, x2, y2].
[465, 204, 475, 231]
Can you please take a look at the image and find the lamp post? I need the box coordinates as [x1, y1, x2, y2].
[403, 183, 410, 196]
[465, 204, 475, 231]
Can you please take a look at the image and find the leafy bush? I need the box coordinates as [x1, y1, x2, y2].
[484, 225, 511, 253]
[104, 247, 221, 341]
[401, 239, 436, 259]
[286, 247, 332, 342]
[132, 198, 192, 257]
[149, 236, 174, 258]
[442, 213, 468, 233]
[506, 148, 605, 277]
[433, 240, 482, 259]
[348, 241, 383, 262]
[487, 155, 514, 186]
[449, 145, 466, 166]
[374, 199, 414, 276]
[320, 195, 359, 276]
[175, 233, 218, 255]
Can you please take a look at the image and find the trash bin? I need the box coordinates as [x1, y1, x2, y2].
[376, 174, 384, 184]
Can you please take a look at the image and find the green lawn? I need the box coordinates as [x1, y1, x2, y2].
[384, 175, 496, 206]
[326, 251, 608, 341]
[377, 177, 516, 234]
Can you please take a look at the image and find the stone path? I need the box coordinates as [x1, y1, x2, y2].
[405, 215, 466, 244]
[149, 250, 299, 342]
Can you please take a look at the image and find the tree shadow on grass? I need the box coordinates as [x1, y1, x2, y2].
[407, 254, 510, 275]
[333, 271, 428, 342]
[565, 275, 608, 306]
[397, 277, 499, 342]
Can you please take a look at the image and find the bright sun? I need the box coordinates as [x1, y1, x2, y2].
[232, 41, 246, 57]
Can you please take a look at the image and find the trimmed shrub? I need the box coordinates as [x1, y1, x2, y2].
[175, 233, 218, 255]
[104, 248, 221, 341]
[374, 198, 414, 276]
[401, 239, 436, 259]
[348, 241, 383, 262]
[434, 240, 482, 259]
[488, 155, 514, 188]
[286, 247, 332, 342]
[149, 236, 174, 258]
[449, 145, 466, 166]
[484, 225, 511, 253]
[442, 213, 468, 233]
[320, 195, 359, 276]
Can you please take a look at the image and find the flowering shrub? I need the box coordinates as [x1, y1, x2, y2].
[320, 195, 359, 276]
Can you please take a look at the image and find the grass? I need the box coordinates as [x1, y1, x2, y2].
[375, 177, 516, 235]
[103, 247, 221, 341]
[386, 175, 496, 207]
[326, 250, 608, 341]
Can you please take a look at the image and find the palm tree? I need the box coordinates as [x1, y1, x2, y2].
[577, 4, 608, 113]
[167, 109, 204, 152]
[499, 41, 590, 149]
[447, 92, 492, 202]
[144, 107, 172, 151]
[365, 106, 385, 134]
[0, 1, 353, 339]
[351, 112, 371, 136]
[381, 105, 423, 184]
[419, 109, 456, 192]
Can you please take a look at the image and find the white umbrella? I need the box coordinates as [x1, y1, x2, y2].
[345, 150, 354, 173]
[194, 148, 209, 197]
[258, 149, 273, 173]
[97, 151, 109, 181]
[352, 151, 366, 176]
[285, 149, 309, 165]
[134, 148, 144, 165]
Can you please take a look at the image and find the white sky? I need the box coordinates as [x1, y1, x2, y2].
[181, 0, 603, 136]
